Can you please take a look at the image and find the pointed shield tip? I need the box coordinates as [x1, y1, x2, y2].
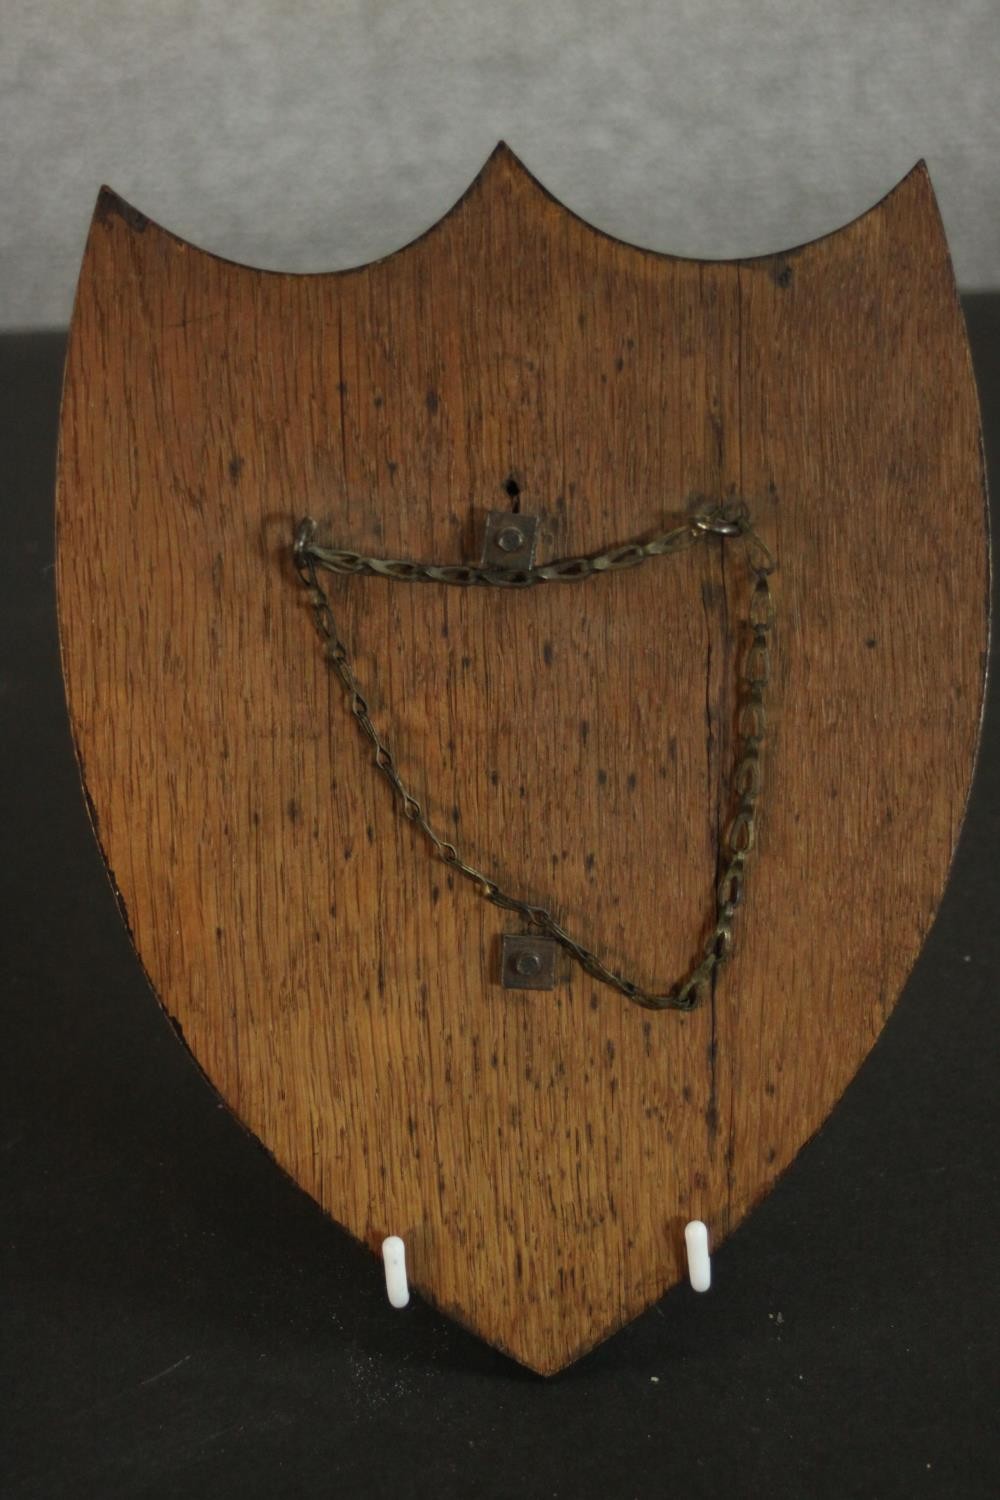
[93, 185, 150, 235]
[480, 138, 528, 179]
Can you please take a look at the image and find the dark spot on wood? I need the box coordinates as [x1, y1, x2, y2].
[461, 654, 471, 669]
[580, 719, 589, 745]
[682, 1084, 692, 1102]
[584, 852, 596, 873]
[627, 772, 637, 792]
[606, 1040, 615, 1064]
[366, 823, 375, 842]
[431, 885, 440, 905]
[774, 264, 794, 288]
[329, 902, 337, 918]
[577, 311, 586, 328]
[705, 1105, 718, 1137]
[426, 388, 439, 415]
[693, 1170, 707, 1189]
[441, 621, 449, 638]
[373, 394, 384, 407]
[386, 459, 397, 477]
[514, 1249, 523, 1281]
[490, 1051, 498, 1068]
[407, 1115, 416, 1138]
[227, 455, 244, 482]
[215, 926, 223, 939]
[590, 993, 600, 1010]
[668, 736, 678, 762]
[343, 843, 353, 861]
[642, 1021, 652, 1056]
[865, 636, 877, 648]
[490, 770, 499, 787]
[767, 1146, 778, 1163]
[252, 809, 260, 825]
[451, 805, 461, 824]
[543, 640, 554, 666]
[765, 1081, 776, 1096]
[615, 355, 624, 372]
[503, 475, 520, 500]
[597, 768, 608, 786]
[286, 798, 300, 822]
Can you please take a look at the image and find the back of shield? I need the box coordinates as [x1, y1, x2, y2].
[56, 146, 988, 1374]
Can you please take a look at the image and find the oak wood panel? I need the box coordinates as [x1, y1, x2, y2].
[56, 145, 987, 1373]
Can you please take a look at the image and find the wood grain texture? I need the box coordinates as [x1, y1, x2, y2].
[55, 144, 988, 1374]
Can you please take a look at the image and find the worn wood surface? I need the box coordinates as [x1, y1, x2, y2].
[56, 144, 988, 1374]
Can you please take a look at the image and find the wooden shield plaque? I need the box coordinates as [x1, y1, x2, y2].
[56, 144, 988, 1374]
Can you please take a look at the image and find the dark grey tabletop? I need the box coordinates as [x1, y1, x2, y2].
[3, 304, 998, 1500]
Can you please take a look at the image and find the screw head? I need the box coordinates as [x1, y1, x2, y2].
[513, 949, 542, 977]
[497, 526, 525, 553]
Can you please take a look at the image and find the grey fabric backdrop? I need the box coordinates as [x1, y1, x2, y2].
[2, 0, 998, 328]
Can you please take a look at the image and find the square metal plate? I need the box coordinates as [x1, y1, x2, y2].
[481, 511, 539, 570]
[500, 933, 557, 990]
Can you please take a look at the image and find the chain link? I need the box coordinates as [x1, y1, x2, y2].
[292, 500, 775, 1012]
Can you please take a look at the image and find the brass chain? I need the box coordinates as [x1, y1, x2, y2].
[291, 500, 775, 1012]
